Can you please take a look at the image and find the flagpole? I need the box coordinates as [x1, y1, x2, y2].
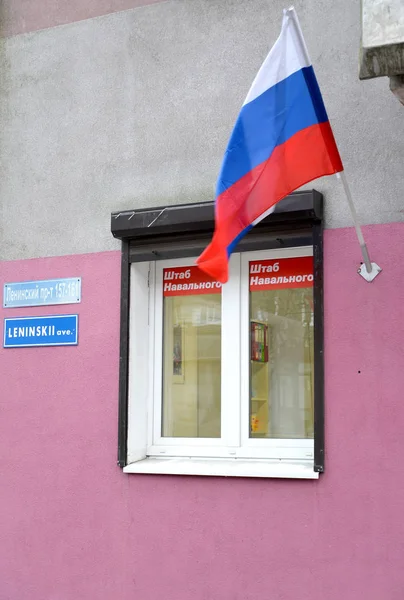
[286, 6, 381, 282]
[336, 172, 373, 275]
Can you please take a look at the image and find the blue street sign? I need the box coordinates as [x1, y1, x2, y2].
[3, 278, 81, 308]
[3, 315, 79, 348]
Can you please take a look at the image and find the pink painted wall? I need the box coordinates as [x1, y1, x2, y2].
[0, 0, 165, 37]
[1, 225, 404, 600]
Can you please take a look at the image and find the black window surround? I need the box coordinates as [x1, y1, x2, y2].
[111, 189, 325, 473]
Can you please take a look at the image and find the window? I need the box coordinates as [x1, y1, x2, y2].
[112, 192, 324, 479]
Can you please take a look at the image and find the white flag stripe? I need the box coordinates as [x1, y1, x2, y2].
[251, 204, 276, 227]
[242, 12, 311, 107]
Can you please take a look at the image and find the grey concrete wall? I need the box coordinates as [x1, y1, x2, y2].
[362, 0, 404, 47]
[0, 0, 403, 260]
[359, 0, 404, 78]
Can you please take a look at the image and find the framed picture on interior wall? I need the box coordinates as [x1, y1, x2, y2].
[173, 324, 185, 384]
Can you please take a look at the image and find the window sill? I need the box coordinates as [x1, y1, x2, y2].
[123, 457, 319, 479]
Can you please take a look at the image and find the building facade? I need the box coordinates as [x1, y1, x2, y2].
[1, 1, 404, 598]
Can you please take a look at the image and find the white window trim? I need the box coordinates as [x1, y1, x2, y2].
[126, 247, 317, 479]
[123, 457, 319, 479]
[239, 246, 314, 462]
[150, 255, 241, 458]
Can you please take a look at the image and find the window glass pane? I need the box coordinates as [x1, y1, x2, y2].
[249, 256, 314, 439]
[162, 266, 221, 438]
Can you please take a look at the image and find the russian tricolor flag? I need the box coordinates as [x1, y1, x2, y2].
[197, 7, 343, 283]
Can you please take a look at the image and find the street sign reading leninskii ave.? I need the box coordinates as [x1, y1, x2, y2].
[3, 315, 79, 348]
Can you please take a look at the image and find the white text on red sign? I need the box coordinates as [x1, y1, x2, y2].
[249, 257, 313, 291]
[163, 266, 222, 297]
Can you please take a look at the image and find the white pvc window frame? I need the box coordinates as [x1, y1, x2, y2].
[125, 247, 317, 478]
[239, 247, 314, 461]
[148, 255, 241, 459]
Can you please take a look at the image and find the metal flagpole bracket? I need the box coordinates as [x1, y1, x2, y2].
[358, 262, 381, 282]
[336, 172, 382, 283]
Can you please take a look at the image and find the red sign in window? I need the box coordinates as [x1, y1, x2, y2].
[163, 266, 222, 297]
[249, 256, 313, 291]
